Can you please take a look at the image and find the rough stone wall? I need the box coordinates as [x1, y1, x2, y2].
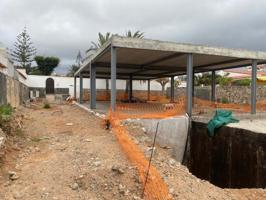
[167, 86, 266, 104]
[0, 72, 29, 107]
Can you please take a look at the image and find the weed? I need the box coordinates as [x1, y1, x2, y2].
[30, 136, 42, 142]
[43, 103, 51, 109]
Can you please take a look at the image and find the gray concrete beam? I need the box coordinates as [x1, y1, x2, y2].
[251, 60, 257, 114]
[170, 76, 174, 102]
[186, 54, 193, 117]
[74, 76, 77, 99]
[129, 74, 133, 102]
[90, 63, 96, 109]
[211, 71, 216, 102]
[147, 79, 150, 101]
[79, 73, 83, 104]
[111, 47, 117, 111]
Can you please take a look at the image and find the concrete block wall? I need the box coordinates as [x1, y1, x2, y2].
[0, 72, 29, 107]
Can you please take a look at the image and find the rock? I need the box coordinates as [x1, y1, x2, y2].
[93, 161, 101, 167]
[111, 165, 125, 174]
[84, 138, 92, 142]
[169, 158, 176, 166]
[13, 191, 24, 199]
[70, 182, 79, 190]
[8, 171, 19, 180]
[66, 123, 73, 126]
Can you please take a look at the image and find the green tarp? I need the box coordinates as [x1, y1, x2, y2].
[207, 110, 239, 137]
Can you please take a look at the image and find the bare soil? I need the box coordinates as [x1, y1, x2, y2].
[0, 102, 265, 200]
[0, 103, 141, 200]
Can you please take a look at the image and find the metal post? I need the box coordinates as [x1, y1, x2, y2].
[170, 76, 174, 102]
[251, 59, 257, 114]
[74, 76, 77, 99]
[111, 47, 117, 111]
[90, 63, 96, 109]
[79, 73, 83, 104]
[147, 79, 151, 101]
[211, 70, 216, 102]
[129, 74, 133, 102]
[186, 54, 193, 117]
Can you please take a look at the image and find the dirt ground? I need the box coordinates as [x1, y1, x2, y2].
[0, 102, 265, 200]
[0, 103, 141, 200]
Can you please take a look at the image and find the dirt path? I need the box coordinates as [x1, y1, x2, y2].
[0, 103, 141, 200]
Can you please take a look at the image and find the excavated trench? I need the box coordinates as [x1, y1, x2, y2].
[188, 121, 266, 188]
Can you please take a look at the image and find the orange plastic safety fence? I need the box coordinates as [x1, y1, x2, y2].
[109, 111, 172, 200]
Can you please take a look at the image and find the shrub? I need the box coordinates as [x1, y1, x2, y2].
[0, 104, 13, 121]
[232, 79, 251, 86]
[221, 97, 229, 104]
[43, 103, 51, 109]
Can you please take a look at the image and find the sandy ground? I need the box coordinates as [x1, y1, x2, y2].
[0, 103, 141, 200]
[0, 102, 265, 200]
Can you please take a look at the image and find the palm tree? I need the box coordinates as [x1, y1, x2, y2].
[125, 30, 144, 38]
[91, 32, 112, 49]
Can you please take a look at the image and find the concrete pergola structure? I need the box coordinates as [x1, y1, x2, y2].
[74, 36, 266, 116]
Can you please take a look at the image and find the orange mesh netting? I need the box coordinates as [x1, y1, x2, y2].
[109, 110, 172, 200]
[106, 94, 266, 199]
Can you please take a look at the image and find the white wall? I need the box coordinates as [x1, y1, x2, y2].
[26, 75, 168, 97]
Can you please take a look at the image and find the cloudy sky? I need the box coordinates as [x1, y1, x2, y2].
[1, 0, 266, 74]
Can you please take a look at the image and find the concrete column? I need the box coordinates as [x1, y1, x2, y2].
[170, 76, 174, 102]
[186, 54, 193, 117]
[74, 76, 77, 99]
[211, 70, 216, 102]
[79, 73, 83, 104]
[90, 63, 96, 109]
[111, 47, 117, 111]
[147, 79, 151, 101]
[251, 59, 257, 114]
[129, 74, 133, 102]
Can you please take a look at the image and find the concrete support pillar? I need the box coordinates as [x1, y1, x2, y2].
[251, 59, 257, 114]
[147, 79, 151, 101]
[129, 74, 133, 102]
[90, 63, 96, 109]
[79, 73, 83, 104]
[111, 47, 117, 111]
[186, 54, 193, 117]
[170, 76, 175, 102]
[211, 70, 216, 102]
[74, 76, 77, 99]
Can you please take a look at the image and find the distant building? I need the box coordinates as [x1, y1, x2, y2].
[223, 65, 266, 80]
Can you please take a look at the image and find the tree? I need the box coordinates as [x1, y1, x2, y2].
[10, 27, 37, 74]
[67, 64, 79, 77]
[33, 56, 60, 75]
[91, 32, 112, 49]
[76, 50, 83, 67]
[125, 30, 144, 38]
[156, 78, 169, 95]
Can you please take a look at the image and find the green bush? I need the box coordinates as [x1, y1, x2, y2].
[221, 97, 229, 104]
[232, 79, 251, 86]
[43, 103, 51, 109]
[0, 104, 13, 120]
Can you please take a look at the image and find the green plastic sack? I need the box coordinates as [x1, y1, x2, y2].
[207, 109, 239, 137]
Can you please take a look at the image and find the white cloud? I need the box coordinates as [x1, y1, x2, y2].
[1, 0, 266, 74]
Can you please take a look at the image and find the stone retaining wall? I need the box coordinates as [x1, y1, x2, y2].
[167, 86, 266, 104]
[0, 72, 29, 107]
